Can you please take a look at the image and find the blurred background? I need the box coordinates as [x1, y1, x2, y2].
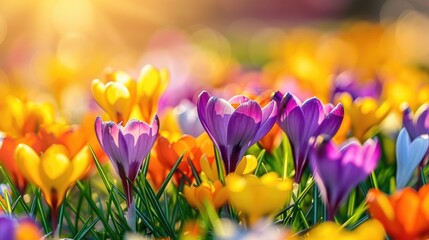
[1, 0, 429, 122]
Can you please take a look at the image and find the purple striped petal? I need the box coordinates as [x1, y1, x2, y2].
[403, 105, 418, 140]
[122, 119, 152, 181]
[102, 122, 129, 178]
[227, 100, 262, 148]
[197, 91, 212, 138]
[95, 116, 104, 147]
[317, 103, 344, 139]
[205, 97, 234, 147]
[278, 94, 304, 150]
[228, 95, 251, 105]
[301, 97, 324, 140]
[252, 100, 278, 144]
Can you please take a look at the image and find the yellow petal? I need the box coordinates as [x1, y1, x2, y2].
[15, 144, 42, 187]
[137, 65, 169, 96]
[91, 79, 110, 112]
[235, 155, 257, 175]
[353, 219, 386, 240]
[70, 145, 91, 182]
[41, 145, 71, 180]
[105, 82, 131, 106]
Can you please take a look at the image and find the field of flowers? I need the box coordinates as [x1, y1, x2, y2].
[2, 1, 429, 240]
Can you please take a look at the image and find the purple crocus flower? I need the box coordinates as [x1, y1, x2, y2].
[95, 116, 159, 207]
[197, 91, 278, 173]
[309, 137, 380, 220]
[274, 92, 344, 183]
[331, 71, 382, 101]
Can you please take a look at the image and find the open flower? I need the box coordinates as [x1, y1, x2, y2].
[0, 214, 43, 240]
[15, 143, 91, 232]
[197, 91, 277, 174]
[226, 172, 293, 225]
[275, 92, 344, 183]
[309, 137, 380, 220]
[367, 186, 429, 240]
[95, 116, 159, 207]
[396, 128, 429, 189]
[91, 70, 137, 123]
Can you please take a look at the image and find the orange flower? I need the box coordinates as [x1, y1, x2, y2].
[367, 186, 429, 240]
[156, 133, 214, 184]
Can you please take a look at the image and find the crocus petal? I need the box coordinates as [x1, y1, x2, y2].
[252, 100, 278, 144]
[317, 103, 344, 139]
[301, 98, 324, 140]
[226, 101, 262, 170]
[403, 105, 418, 139]
[70, 146, 91, 183]
[95, 116, 104, 147]
[205, 97, 234, 147]
[278, 93, 304, 147]
[415, 105, 429, 135]
[15, 144, 43, 188]
[197, 91, 211, 138]
[102, 122, 129, 178]
[228, 95, 251, 105]
[361, 139, 381, 173]
[227, 100, 262, 147]
[396, 128, 429, 189]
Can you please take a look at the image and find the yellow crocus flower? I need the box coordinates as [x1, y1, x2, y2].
[0, 96, 54, 137]
[91, 70, 137, 123]
[305, 220, 385, 240]
[336, 93, 390, 141]
[15, 143, 90, 213]
[136, 65, 169, 122]
[226, 172, 293, 226]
